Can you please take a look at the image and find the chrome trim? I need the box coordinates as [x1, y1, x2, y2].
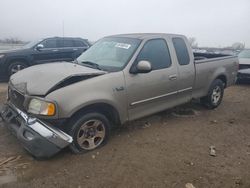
[11, 104, 72, 148]
[178, 87, 192, 93]
[39, 46, 88, 51]
[131, 91, 178, 106]
[130, 87, 193, 106]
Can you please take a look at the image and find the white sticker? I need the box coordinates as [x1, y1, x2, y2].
[115, 43, 131, 49]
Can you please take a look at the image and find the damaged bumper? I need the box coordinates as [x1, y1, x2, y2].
[0, 103, 72, 158]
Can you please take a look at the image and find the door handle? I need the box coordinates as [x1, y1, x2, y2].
[169, 74, 177, 81]
[73, 49, 78, 51]
[52, 49, 59, 52]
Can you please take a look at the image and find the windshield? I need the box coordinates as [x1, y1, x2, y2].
[77, 37, 141, 71]
[238, 49, 250, 58]
[23, 39, 42, 49]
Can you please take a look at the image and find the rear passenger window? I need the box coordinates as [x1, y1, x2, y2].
[63, 39, 74, 47]
[57, 39, 64, 48]
[172, 38, 190, 65]
[136, 39, 171, 70]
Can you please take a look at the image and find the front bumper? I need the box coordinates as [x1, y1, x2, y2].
[0, 103, 72, 158]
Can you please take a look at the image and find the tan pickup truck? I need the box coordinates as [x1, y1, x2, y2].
[1, 33, 238, 158]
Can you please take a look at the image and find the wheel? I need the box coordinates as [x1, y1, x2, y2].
[68, 112, 111, 154]
[8, 61, 28, 76]
[200, 79, 224, 109]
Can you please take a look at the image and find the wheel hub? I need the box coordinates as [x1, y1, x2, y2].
[211, 86, 221, 104]
[85, 128, 96, 138]
[77, 119, 105, 150]
[11, 64, 25, 75]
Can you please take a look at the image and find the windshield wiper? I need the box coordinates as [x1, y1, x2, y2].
[79, 61, 103, 70]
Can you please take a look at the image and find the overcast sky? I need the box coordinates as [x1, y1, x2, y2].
[0, 0, 249, 47]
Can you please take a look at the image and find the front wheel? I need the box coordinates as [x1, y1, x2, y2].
[68, 112, 111, 154]
[8, 61, 27, 76]
[200, 79, 224, 109]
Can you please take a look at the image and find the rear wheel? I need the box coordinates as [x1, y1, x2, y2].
[68, 112, 111, 154]
[8, 61, 28, 76]
[201, 79, 224, 109]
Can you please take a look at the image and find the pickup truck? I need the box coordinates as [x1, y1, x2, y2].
[237, 49, 250, 83]
[0, 33, 238, 158]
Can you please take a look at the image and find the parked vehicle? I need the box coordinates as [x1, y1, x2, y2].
[0, 37, 90, 80]
[0, 33, 238, 158]
[238, 49, 250, 69]
[237, 68, 250, 83]
[237, 49, 250, 83]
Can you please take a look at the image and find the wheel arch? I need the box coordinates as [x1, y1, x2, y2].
[69, 103, 122, 128]
[7, 57, 30, 65]
[6, 57, 30, 72]
[215, 74, 227, 88]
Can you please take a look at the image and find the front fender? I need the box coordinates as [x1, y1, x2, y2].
[46, 71, 128, 124]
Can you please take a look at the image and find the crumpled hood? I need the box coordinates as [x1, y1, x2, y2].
[10, 62, 106, 95]
[239, 58, 250, 65]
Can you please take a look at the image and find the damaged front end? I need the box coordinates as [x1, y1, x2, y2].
[0, 62, 107, 158]
[0, 102, 72, 158]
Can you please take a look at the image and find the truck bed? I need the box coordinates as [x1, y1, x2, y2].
[194, 52, 232, 61]
[192, 53, 238, 99]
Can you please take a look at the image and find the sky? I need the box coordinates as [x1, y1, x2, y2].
[0, 0, 249, 47]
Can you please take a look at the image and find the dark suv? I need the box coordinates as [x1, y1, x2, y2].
[0, 37, 90, 80]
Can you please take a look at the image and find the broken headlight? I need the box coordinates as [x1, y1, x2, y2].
[28, 98, 56, 116]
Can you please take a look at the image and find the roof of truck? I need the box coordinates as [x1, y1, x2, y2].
[108, 33, 185, 39]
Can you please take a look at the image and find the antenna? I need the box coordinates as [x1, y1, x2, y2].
[62, 20, 65, 38]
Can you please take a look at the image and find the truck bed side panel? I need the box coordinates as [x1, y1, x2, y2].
[192, 56, 238, 99]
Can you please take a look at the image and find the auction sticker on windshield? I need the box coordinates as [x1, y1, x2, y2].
[115, 43, 131, 49]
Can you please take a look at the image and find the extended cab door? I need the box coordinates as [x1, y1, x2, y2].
[124, 38, 179, 121]
[171, 37, 195, 102]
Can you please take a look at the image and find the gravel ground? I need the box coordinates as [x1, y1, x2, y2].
[0, 83, 7, 105]
[0, 83, 250, 188]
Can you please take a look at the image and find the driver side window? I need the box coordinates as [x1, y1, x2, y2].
[40, 39, 57, 49]
[136, 39, 172, 70]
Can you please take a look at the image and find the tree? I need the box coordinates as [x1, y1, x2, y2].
[0, 37, 23, 44]
[231, 42, 245, 50]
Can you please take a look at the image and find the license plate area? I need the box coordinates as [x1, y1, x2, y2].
[1, 105, 21, 127]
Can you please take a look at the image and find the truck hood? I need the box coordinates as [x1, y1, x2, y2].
[239, 58, 250, 65]
[10, 62, 106, 96]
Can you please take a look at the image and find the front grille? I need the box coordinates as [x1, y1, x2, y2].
[239, 64, 250, 70]
[9, 88, 25, 111]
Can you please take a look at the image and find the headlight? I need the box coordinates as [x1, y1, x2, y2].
[28, 98, 56, 116]
[0, 54, 5, 58]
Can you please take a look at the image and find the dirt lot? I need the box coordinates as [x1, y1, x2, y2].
[0, 82, 250, 188]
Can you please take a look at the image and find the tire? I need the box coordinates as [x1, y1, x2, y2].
[200, 79, 224, 109]
[8, 61, 28, 76]
[68, 112, 111, 154]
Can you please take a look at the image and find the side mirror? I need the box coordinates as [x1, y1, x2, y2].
[131, 60, 152, 74]
[36, 44, 44, 51]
